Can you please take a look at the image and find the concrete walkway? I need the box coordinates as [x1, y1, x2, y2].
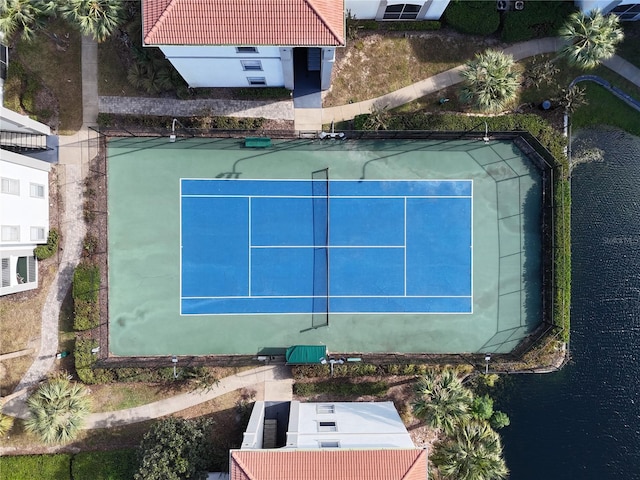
[3, 36, 97, 413]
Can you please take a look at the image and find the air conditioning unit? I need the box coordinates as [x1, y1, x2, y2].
[515, 1, 525, 10]
[497, 0, 508, 11]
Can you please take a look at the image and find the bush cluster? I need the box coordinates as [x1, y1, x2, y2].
[443, 1, 500, 35]
[502, 1, 576, 42]
[34, 228, 59, 260]
[96, 113, 265, 131]
[349, 19, 441, 32]
[72, 263, 100, 331]
[293, 379, 388, 397]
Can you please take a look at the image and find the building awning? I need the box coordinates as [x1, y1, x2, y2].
[285, 345, 327, 364]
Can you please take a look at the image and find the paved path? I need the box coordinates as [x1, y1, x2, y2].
[3, 36, 97, 413]
[99, 96, 295, 121]
[94, 37, 640, 132]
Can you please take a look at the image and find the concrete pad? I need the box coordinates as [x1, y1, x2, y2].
[294, 108, 323, 131]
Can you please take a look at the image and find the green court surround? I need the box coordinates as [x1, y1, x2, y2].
[107, 137, 542, 356]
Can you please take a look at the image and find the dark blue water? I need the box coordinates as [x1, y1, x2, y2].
[499, 128, 640, 479]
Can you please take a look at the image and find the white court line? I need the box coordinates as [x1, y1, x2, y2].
[250, 245, 405, 249]
[179, 180, 183, 315]
[404, 196, 407, 297]
[471, 179, 474, 314]
[182, 194, 472, 199]
[181, 310, 473, 316]
[180, 178, 473, 182]
[248, 196, 251, 297]
[182, 295, 472, 299]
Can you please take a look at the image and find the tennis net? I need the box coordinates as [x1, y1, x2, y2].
[311, 168, 330, 327]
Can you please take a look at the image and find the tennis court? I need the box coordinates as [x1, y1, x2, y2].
[181, 179, 472, 315]
[107, 137, 543, 356]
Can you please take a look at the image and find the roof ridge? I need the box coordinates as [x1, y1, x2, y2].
[231, 451, 256, 480]
[305, 0, 344, 45]
[401, 450, 428, 480]
[144, 0, 179, 45]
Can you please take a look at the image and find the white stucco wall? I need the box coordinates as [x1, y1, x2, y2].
[1, 152, 50, 247]
[159, 46, 285, 88]
[576, 0, 640, 19]
[287, 401, 415, 449]
[345, 0, 451, 20]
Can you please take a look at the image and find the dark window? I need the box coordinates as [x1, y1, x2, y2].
[242, 60, 263, 71]
[236, 46, 258, 53]
[247, 77, 266, 86]
[0, 44, 7, 80]
[383, 3, 421, 20]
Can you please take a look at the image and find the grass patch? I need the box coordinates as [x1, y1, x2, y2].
[572, 83, 640, 136]
[0, 263, 57, 394]
[6, 18, 82, 133]
[324, 31, 506, 107]
[293, 379, 388, 397]
[0, 454, 72, 480]
[72, 449, 138, 480]
[89, 383, 178, 413]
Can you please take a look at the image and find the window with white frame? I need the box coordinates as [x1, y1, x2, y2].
[30, 183, 45, 198]
[30, 226, 46, 242]
[383, 3, 421, 20]
[316, 404, 335, 414]
[318, 421, 337, 432]
[1, 177, 19, 195]
[1, 225, 20, 242]
[319, 440, 340, 448]
[611, 3, 640, 21]
[241, 60, 263, 71]
[236, 46, 258, 53]
[247, 77, 266, 86]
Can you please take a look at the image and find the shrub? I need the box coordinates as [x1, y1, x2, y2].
[293, 380, 388, 397]
[502, 1, 576, 42]
[74, 339, 114, 384]
[82, 233, 98, 257]
[73, 263, 100, 303]
[0, 413, 14, 437]
[34, 228, 59, 260]
[490, 411, 511, 429]
[73, 298, 99, 331]
[443, 0, 500, 35]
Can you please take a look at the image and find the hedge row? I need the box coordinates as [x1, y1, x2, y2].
[443, 1, 500, 35]
[0, 450, 137, 480]
[34, 228, 59, 260]
[74, 338, 208, 385]
[72, 262, 100, 331]
[349, 19, 441, 32]
[293, 380, 388, 397]
[501, 1, 576, 42]
[97, 113, 265, 130]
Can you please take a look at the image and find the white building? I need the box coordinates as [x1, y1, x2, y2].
[233, 400, 426, 480]
[143, 0, 637, 93]
[1, 106, 52, 296]
[576, 0, 640, 20]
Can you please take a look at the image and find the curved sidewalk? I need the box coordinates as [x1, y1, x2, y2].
[81, 365, 292, 429]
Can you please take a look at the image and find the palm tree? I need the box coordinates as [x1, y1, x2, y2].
[0, 0, 56, 41]
[24, 376, 91, 444]
[460, 49, 520, 113]
[58, 0, 123, 43]
[412, 368, 472, 435]
[559, 9, 624, 70]
[0, 412, 14, 437]
[432, 421, 509, 480]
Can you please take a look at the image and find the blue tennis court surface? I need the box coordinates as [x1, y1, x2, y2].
[180, 179, 472, 315]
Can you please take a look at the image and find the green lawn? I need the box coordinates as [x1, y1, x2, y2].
[0, 450, 137, 480]
[0, 454, 72, 480]
[572, 83, 640, 136]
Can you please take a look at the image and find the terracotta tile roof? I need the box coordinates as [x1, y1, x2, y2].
[230, 449, 428, 480]
[142, 0, 345, 46]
